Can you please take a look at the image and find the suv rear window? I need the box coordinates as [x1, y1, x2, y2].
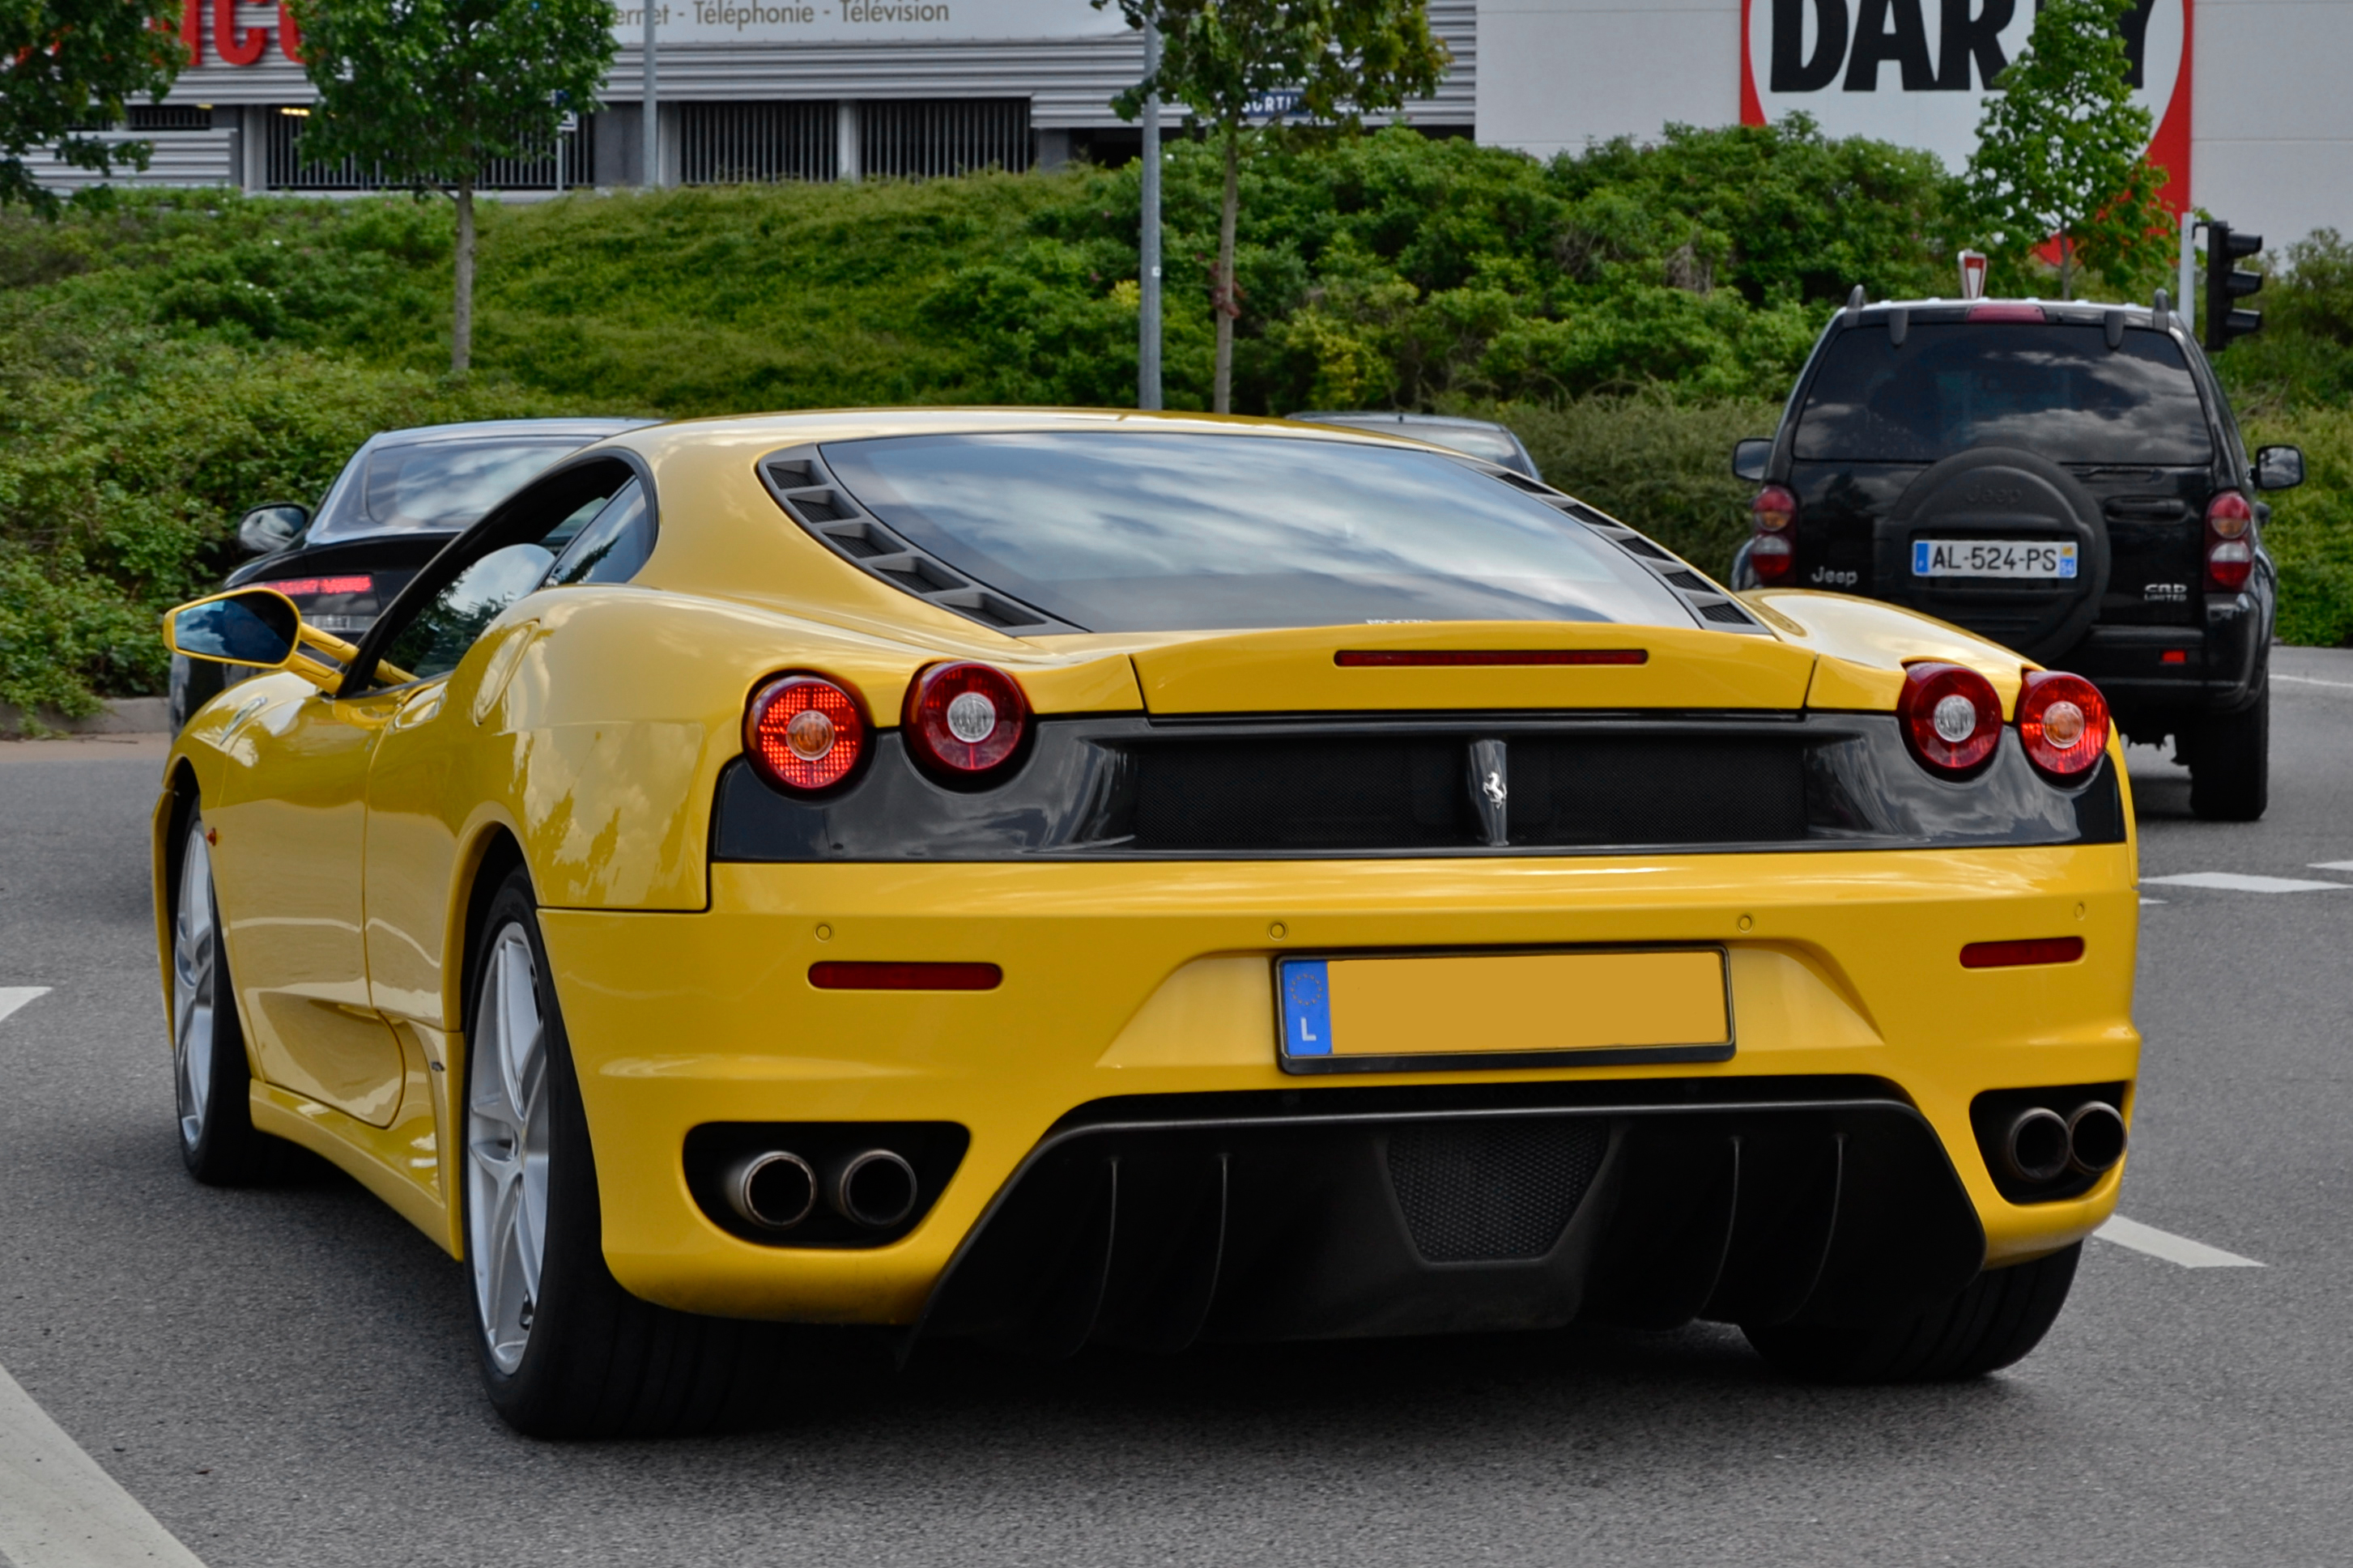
[817, 431, 1691, 632]
[1793, 323, 2212, 465]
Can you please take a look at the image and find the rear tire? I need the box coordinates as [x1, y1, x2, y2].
[2188, 686, 2269, 822]
[173, 811, 281, 1185]
[463, 868, 781, 1438]
[1742, 1243, 2080, 1383]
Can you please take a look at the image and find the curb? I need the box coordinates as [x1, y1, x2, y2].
[0, 696, 172, 737]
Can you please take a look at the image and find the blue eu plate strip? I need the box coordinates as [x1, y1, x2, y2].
[1279, 959, 1333, 1057]
[1912, 540, 1930, 576]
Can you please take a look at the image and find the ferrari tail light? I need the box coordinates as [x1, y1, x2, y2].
[2205, 491, 2255, 592]
[1750, 484, 1798, 584]
[904, 661, 1029, 784]
[745, 674, 867, 795]
[2016, 670, 2110, 780]
[1898, 662, 2002, 777]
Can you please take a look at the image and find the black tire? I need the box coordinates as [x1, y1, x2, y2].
[172, 808, 282, 1185]
[462, 867, 781, 1438]
[2188, 685, 2269, 822]
[1742, 1243, 2080, 1383]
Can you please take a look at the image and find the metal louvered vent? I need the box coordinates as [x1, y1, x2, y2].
[757, 447, 1071, 635]
[1385, 1120, 1608, 1262]
[1487, 466, 1767, 635]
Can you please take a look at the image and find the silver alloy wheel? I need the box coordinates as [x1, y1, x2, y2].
[172, 825, 219, 1151]
[466, 924, 552, 1375]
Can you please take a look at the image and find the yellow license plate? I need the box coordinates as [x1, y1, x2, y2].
[1276, 949, 1733, 1073]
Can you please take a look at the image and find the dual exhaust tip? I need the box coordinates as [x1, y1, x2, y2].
[1999, 1101, 2127, 1186]
[723, 1147, 919, 1232]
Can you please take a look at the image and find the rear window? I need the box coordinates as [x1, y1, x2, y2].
[1793, 324, 2212, 466]
[331, 440, 580, 538]
[817, 431, 1691, 633]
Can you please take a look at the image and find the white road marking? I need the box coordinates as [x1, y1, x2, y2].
[0, 988, 49, 1026]
[0, 1362, 208, 1568]
[2309, 861, 2353, 873]
[2139, 897, 2167, 906]
[2096, 1216, 2265, 1269]
[2273, 673, 2353, 691]
[2143, 872, 2350, 894]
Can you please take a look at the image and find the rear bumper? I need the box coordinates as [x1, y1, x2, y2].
[535, 843, 2141, 1328]
[2060, 580, 2273, 725]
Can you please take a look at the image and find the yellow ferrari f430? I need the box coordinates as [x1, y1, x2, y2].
[154, 411, 2138, 1434]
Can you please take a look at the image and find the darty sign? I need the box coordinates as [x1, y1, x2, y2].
[606, 0, 1126, 46]
[1739, 0, 2192, 209]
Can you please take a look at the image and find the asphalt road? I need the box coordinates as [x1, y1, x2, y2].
[4, 652, 2351, 1568]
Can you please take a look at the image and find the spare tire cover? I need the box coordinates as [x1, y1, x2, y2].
[1874, 447, 2110, 664]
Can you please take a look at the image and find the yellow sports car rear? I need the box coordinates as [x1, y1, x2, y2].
[152, 410, 2138, 1435]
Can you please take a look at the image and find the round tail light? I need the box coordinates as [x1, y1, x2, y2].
[1898, 662, 2002, 777]
[1751, 484, 1798, 583]
[2206, 491, 2255, 592]
[2016, 670, 2109, 780]
[745, 674, 867, 794]
[904, 661, 1029, 784]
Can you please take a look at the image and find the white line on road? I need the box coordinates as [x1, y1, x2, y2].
[2310, 861, 2353, 873]
[0, 1362, 207, 1568]
[2097, 1216, 2266, 1269]
[2274, 673, 2353, 691]
[0, 988, 49, 1026]
[2143, 872, 2351, 894]
[2139, 897, 2167, 906]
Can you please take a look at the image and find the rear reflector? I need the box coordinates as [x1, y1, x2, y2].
[808, 962, 1002, 991]
[256, 575, 372, 596]
[1334, 649, 1648, 668]
[1967, 303, 2048, 323]
[1960, 937, 2085, 969]
[2161, 649, 2187, 665]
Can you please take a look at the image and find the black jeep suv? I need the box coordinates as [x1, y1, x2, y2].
[1730, 295, 2303, 821]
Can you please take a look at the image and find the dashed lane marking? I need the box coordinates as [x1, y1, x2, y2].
[2274, 673, 2353, 691]
[2310, 861, 2353, 873]
[0, 988, 49, 1026]
[2097, 1216, 2266, 1269]
[0, 1362, 209, 1568]
[2142, 872, 2351, 894]
[2139, 897, 2167, 906]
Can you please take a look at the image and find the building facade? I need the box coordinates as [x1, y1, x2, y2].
[36, 0, 2353, 250]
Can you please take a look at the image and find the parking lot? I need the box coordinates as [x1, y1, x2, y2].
[3, 649, 2351, 1567]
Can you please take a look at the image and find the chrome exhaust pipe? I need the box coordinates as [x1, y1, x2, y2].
[2066, 1101, 2128, 1175]
[2000, 1107, 2072, 1184]
[830, 1149, 919, 1229]
[724, 1150, 817, 1231]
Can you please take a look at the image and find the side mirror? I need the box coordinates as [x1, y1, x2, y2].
[2254, 445, 2304, 491]
[236, 503, 309, 556]
[1732, 438, 1772, 483]
[162, 587, 381, 695]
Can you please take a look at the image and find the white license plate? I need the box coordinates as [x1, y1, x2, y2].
[1912, 539, 2079, 580]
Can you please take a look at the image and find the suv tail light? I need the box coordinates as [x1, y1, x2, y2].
[1898, 662, 2002, 776]
[2015, 670, 2109, 780]
[1749, 484, 1798, 583]
[904, 661, 1029, 784]
[2204, 491, 2254, 592]
[745, 674, 867, 795]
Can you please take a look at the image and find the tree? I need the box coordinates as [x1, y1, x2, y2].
[1962, 0, 2169, 301]
[1096, 0, 1449, 411]
[1, 0, 184, 214]
[288, 0, 615, 373]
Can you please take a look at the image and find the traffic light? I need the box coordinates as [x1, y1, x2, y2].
[2203, 222, 2264, 353]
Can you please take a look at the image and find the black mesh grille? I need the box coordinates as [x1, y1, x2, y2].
[1130, 738, 1475, 850]
[1508, 737, 1806, 847]
[1385, 1120, 1608, 1262]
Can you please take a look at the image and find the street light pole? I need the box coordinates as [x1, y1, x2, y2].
[641, 1, 659, 189]
[1137, 16, 1163, 411]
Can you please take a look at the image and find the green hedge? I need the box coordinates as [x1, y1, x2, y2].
[4, 125, 2351, 720]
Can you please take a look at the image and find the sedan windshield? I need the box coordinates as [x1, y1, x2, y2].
[817, 431, 1690, 632]
[313, 439, 582, 540]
